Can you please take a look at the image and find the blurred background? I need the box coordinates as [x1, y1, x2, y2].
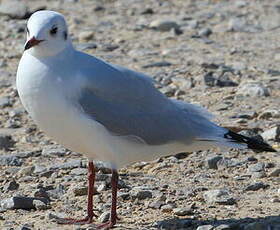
[0, 0, 279, 229]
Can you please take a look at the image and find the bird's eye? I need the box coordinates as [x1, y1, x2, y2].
[50, 27, 58, 36]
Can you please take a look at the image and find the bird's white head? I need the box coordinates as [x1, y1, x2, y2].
[24, 10, 71, 57]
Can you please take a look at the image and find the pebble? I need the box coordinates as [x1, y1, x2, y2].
[269, 168, 280, 177]
[47, 212, 67, 222]
[217, 77, 238, 87]
[17, 166, 35, 176]
[6, 168, 20, 178]
[196, 225, 214, 230]
[9, 108, 21, 118]
[258, 109, 280, 119]
[265, 162, 275, 169]
[3, 180, 19, 191]
[188, 20, 198, 29]
[172, 77, 194, 91]
[0, 96, 11, 108]
[203, 72, 237, 87]
[248, 163, 265, 172]
[235, 0, 247, 8]
[95, 173, 111, 182]
[20, 225, 32, 230]
[19, 176, 34, 183]
[97, 181, 107, 192]
[228, 18, 247, 32]
[33, 199, 49, 210]
[118, 192, 130, 200]
[148, 199, 165, 209]
[71, 186, 88, 196]
[266, 69, 280, 76]
[271, 198, 280, 203]
[173, 207, 193, 216]
[40, 170, 54, 177]
[78, 31, 95, 42]
[274, 53, 280, 61]
[231, 111, 257, 120]
[251, 171, 266, 179]
[149, 19, 180, 32]
[131, 189, 153, 200]
[50, 159, 82, 170]
[231, 61, 246, 71]
[76, 43, 98, 51]
[246, 156, 258, 162]
[161, 204, 174, 212]
[33, 164, 47, 174]
[203, 189, 236, 205]
[0, 0, 29, 19]
[94, 160, 112, 173]
[155, 219, 192, 229]
[205, 155, 222, 169]
[101, 44, 119, 52]
[94, 5, 105, 11]
[160, 86, 176, 97]
[47, 185, 66, 200]
[42, 146, 68, 157]
[261, 126, 280, 142]
[0, 78, 11, 89]
[203, 72, 216, 87]
[215, 224, 232, 230]
[0, 133, 14, 150]
[237, 82, 270, 97]
[198, 28, 212, 37]
[70, 168, 88, 176]
[142, 61, 172, 68]
[244, 182, 269, 191]
[0, 196, 48, 210]
[33, 188, 50, 200]
[5, 167, 20, 175]
[0, 155, 22, 166]
[98, 211, 110, 223]
[217, 158, 241, 169]
[139, 7, 153, 14]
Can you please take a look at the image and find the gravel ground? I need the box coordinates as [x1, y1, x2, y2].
[0, 0, 279, 229]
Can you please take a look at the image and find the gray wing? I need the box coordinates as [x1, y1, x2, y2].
[76, 54, 209, 145]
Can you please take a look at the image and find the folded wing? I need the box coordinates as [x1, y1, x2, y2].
[76, 54, 206, 145]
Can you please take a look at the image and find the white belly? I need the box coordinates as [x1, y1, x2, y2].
[16, 54, 190, 168]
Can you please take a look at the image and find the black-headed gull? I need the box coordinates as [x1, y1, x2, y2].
[16, 10, 276, 228]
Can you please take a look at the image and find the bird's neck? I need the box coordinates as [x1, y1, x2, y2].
[27, 41, 75, 59]
[52, 42, 75, 60]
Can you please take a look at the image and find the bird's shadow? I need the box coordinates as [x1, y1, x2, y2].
[153, 215, 280, 230]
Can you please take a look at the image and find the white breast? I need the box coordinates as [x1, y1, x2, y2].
[16, 53, 117, 162]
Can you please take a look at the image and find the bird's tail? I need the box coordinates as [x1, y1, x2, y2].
[197, 129, 276, 152]
[223, 130, 276, 152]
[173, 99, 276, 152]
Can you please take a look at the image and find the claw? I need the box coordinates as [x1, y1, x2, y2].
[96, 221, 116, 229]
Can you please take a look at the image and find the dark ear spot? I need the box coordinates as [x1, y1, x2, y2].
[50, 27, 58, 36]
[64, 31, 68, 40]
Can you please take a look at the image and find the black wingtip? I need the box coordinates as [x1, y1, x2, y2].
[224, 130, 277, 152]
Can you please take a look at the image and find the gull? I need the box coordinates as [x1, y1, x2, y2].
[16, 10, 276, 228]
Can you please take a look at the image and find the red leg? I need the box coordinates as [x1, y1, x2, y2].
[86, 160, 97, 219]
[97, 169, 119, 229]
[58, 160, 97, 224]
